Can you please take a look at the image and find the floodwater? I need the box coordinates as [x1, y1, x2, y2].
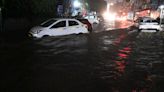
[1, 29, 164, 92]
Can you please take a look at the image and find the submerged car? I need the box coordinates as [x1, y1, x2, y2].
[77, 19, 93, 32]
[138, 17, 162, 32]
[29, 18, 89, 38]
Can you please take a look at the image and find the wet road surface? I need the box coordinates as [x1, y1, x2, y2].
[1, 28, 164, 92]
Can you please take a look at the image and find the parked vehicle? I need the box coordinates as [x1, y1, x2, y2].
[138, 17, 162, 32]
[84, 15, 99, 24]
[29, 18, 89, 38]
[77, 19, 92, 32]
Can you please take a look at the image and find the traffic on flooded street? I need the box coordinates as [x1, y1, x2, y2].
[1, 0, 164, 92]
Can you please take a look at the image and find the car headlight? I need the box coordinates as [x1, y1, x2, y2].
[36, 30, 42, 33]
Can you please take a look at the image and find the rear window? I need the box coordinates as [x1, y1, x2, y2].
[152, 20, 158, 22]
[69, 21, 79, 26]
[40, 19, 57, 27]
[77, 19, 89, 23]
[140, 19, 158, 23]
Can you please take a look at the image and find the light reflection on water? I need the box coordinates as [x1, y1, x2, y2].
[114, 46, 132, 73]
[1, 31, 164, 92]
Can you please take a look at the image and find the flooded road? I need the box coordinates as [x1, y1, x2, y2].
[1, 29, 164, 92]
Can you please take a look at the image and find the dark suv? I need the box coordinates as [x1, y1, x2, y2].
[77, 19, 93, 32]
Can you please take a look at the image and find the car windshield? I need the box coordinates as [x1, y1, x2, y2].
[140, 18, 157, 22]
[40, 19, 57, 27]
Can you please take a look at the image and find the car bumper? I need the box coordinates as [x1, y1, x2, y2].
[139, 26, 162, 31]
[28, 32, 41, 38]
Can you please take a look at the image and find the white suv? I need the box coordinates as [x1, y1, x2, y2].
[138, 18, 162, 32]
[84, 15, 99, 24]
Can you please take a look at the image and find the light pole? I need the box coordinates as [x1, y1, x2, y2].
[159, 5, 164, 27]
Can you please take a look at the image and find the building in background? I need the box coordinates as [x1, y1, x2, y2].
[129, 0, 164, 19]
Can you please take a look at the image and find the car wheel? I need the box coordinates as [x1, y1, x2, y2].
[156, 29, 159, 32]
[42, 35, 49, 38]
[78, 32, 83, 35]
[93, 22, 98, 24]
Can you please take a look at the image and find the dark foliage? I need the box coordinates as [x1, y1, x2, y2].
[4, 0, 58, 18]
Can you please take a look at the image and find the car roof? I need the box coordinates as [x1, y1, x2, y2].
[49, 18, 79, 21]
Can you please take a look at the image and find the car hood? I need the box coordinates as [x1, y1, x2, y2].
[30, 26, 47, 33]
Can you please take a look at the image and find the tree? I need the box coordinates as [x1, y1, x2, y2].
[31, 0, 57, 17]
[5, 0, 57, 18]
[5, 0, 32, 17]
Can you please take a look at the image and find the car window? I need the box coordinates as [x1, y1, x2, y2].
[40, 19, 57, 27]
[140, 19, 151, 23]
[140, 20, 144, 22]
[77, 19, 90, 25]
[145, 20, 151, 23]
[69, 21, 79, 26]
[81, 20, 88, 23]
[78, 19, 89, 23]
[152, 20, 158, 23]
[51, 21, 66, 28]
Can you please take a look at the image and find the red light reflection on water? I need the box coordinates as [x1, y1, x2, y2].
[114, 46, 151, 92]
[113, 34, 126, 46]
[115, 60, 126, 73]
[114, 46, 132, 73]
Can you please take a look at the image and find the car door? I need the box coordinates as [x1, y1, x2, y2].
[48, 20, 68, 36]
[68, 20, 81, 34]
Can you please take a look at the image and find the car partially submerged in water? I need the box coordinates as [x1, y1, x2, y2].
[77, 18, 93, 32]
[29, 18, 89, 38]
[137, 17, 162, 32]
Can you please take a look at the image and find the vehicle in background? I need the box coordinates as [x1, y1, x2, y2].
[29, 18, 89, 38]
[134, 17, 151, 27]
[84, 15, 99, 24]
[77, 19, 92, 32]
[138, 17, 162, 32]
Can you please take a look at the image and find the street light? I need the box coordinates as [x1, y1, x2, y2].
[110, 3, 114, 6]
[106, 2, 114, 13]
[73, 0, 81, 8]
[159, 5, 164, 27]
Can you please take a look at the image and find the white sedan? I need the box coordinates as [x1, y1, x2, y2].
[138, 18, 162, 32]
[29, 18, 89, 38]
